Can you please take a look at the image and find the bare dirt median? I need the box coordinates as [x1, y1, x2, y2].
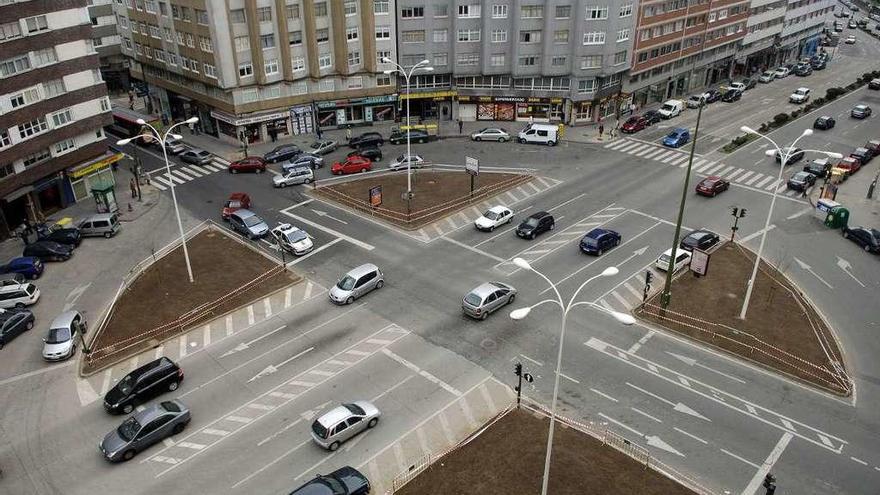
[84, 229, 300, 374]
[636, 242, 849, 395]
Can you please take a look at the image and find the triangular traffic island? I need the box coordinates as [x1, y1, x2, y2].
[80, 222, 301, 375]
[636, 242, 850, 396]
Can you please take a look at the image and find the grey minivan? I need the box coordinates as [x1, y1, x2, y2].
[78, 213, 121, 238]
[329, 264, 384, 304]
[228, 209, 269, 239]
[462, 282, 517, 320]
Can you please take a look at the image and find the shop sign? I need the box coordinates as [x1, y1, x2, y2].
[690, 249, 710, 277]
[465, 156, 479, 176]
[210, 110, 287, 126]
[317, 94, 399, 109]
[458, 95, 563, 104]
[369, 185, 382, 207]
[68, 153, 123, 180]
[399, 90, 457, 100]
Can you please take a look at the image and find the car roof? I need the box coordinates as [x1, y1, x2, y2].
[345, 263, 379, 279]
[129, 357, 175, 379]
[229, 192, 249, 200]
[487, 205, 509, 214]
[855, 104, 868, 109]
[585, 227, 614, 238]
[49, 310, 80, 329]
[687, 229, 715, 238]
[273, 223, 302, 234]
[469, 282, 508, 298]
[702, 175, 723, 182]
[672, 128, 688, 133]
[0, 283, 33, 294]
[83, 213, 116, 222]
[232, 208, 256, 219]
[134, 400, 183, 423]
[796, 87, 809, 92]
[527, 211, 551, 220]
[316, 405, 354, 427]
[660, 247, 690, 257]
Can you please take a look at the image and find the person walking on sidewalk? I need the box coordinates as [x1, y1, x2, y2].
[129, 178, 137, 198]
[598, 121, 605, 140]
[316, 126, 323, 139]
[458, 119, 463, 134]
[345, 127, 352, 142]
[269, 127, 278, 143]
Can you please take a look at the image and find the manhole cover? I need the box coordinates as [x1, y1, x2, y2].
[480, 338, 497, 351]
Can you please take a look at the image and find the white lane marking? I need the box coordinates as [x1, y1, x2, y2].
[632, 407, 662, 423]
[459, 396, 479, 428]
[170, 170, 192, 181]
[438, 410, 456, 445]
[780, 418, 795, 431]
[280, 209, 375, 251]
[247, 403, 275, 411]
[764, 180, 781, 191]
[189, 164, 212, 175]
[786, 207, 812, 220]
[726, 169, 746, 181]
[202, 324, 211, 347]
[202, 428, 230, 436]
[179, 335, 188, 358]
[818, 434, 834, 448]
[225, 416, 254, 424]
[306, 369, 335, 377]
[735, 170, 755, 183]
[598, 413, 644, 438]
[442, 236, 505, 262]
[744, 173, 764, 185]
[742, 432, 794, 495]
[590, 388, 618, 402]
[153, 176, 175, 188]
[177, 441, 206, 450]
[416, 428, 430, 455]
[346, 349, 370, 356]
[627, 330, 655, 354]
[288, 380, 317, 387]
[850, 457, 868, 466]
[611, 290, 633, 309]
[446, 216, 458, 230]
[479, 382, 497, 412]
[694, 161, 715, 172]
[371, 375, 415, 403]
[753, 175, 775, 188]
[717, 165, 735, 177]
[739, 225, 776, 244]
[506, 191, 519, 202]
[520, 354, 543, 366]
[381, 348, 462, 396]
[285, 238, 343, 266]
[263, 298, 272, 318]
[180, 166, 203, 177]
[722, 448, 761, 469]
[284, 287, 292, 308]
[745, 404, 758, 415]
[100, 369, 113, 394]
[153, 455, 179, 464]
[225, 315, 234, 337]
[154, 345, 164, 359]
[269, 391, 297, 399]
[367, 338, 393, 345]
[559, 372, 580, 384]
[674, 427, 708, 444]
[703, 163, 726, 175]
[623, 282, 642, 300]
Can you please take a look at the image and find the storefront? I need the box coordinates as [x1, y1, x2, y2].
[211, 109, 290, 146]
[64, 152, 123, 203]
[399, 90, 456, 121]
[315, 94, 398, 128]
[457, 96, 564, 123]
[289, 104, 314, 135]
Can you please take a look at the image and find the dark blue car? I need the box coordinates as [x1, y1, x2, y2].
[663, 128, 691, 148]
[579, 228, 622, 256]
[0, 257, 43, 280]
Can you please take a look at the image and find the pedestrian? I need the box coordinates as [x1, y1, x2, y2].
[528, 115, 534, 126]
[269, 127, 278, 142]
[458, 119, 463, 134]
[316, 126, 323, 139]
[801, 186, 809, 198]
[598, 122, 605, 139]
[130, 178, 137, 198]
[611, 123, 618, 138]
[345, 127, 352, 142]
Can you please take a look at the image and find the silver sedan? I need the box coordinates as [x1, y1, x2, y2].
[462, 282, 517, 320]
[100, 400, 190, 462]
[470, 128, 511, 142]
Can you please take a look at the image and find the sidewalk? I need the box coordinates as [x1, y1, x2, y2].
[830, 160, 880, 228]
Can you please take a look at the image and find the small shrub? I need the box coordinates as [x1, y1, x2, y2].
[758, 123, 769, 133]
[773, 113, 791, 126]
[791, 110, 802, 118]
[813, 97, 825, 106]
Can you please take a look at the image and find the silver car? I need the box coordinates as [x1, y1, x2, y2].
[229, 209, 269, 239]
[471, 127, 511, 142]
[311, 401, 380, 451]
[42, 310, 87, 361]
[462, 282, 517, 320]
[329, 264, 384, 304]
[284, 153, 324, 170]
[309, 139, 338, 155]
[100, 400, 190, 462]
[178, 147, 213, 165]
[273, 165, 313, 187]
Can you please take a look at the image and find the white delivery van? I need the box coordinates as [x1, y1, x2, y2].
[658, 99, 684, 119]
[517, 123, 559, 146]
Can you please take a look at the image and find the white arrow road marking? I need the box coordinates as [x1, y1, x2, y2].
[836, 256, 866, 288]
[311, 209, 348, 224]
[248, 346, 314, 383]
[626, 382, 711, 421]
[63, 282, 92, 311]
[665, 351, 747, 384]
[221, 325, 287, 358]
[793, 257, 833, 289]
[646, 435, 685, 457]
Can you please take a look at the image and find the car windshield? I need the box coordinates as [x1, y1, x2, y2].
[793, 173, 808, 180]
[659, 254, 672, 264]
[337, 276, 356, 291]
[524, 218, 539, 227]
[287, 230, 308, 243]
[311, 420, 328, 439]
[225, 200, 241, 208]
[320, 476, 345, 492]
[625, 117, 639, 124]
[464, 293, 483, 306]
[582, 236, 598, 247]
[117, 374, 135, 395]
[662, 104, 674, 111]
[196, 151, 210, 157]
[117, 417, 141, 442]
[243, 216, 263, 227]
[344, 403, 366, 415]
[310, 142, 323, 149]
[161, 401, 181, 413]
[484, 210, 500, 220]
[46, 327, 71, 344]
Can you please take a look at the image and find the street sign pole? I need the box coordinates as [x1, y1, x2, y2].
[465, 156, 479, 199]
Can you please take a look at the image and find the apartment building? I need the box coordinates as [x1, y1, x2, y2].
[396, 0, 637, 125]
[113, 0, 398, 146]
[0, 0, 114, 236]
[88, 0, 129, 91]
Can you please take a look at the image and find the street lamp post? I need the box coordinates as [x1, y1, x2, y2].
[508, 257, 635, 495]
[116, 116, 199, 283]
[736, 126, 843, 319]
[382, 58, 433, 218]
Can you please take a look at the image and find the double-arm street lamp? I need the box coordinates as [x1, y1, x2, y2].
[508, 257, 635, 495]
[117, 116, 199, 283]
[382, 58, 433, 216]
[736, 126, 843, 319]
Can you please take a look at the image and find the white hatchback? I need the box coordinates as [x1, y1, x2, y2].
[388, 153, 425, 171]
[655, 248, 692, 273]
[475, 206, 513, 231]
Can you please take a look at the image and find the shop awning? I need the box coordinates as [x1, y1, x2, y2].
[67, 152, 124, 180]
[4, 185, 33, 202]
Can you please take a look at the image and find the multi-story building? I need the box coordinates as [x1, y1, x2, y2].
[88, 0, 130, 91]
[625, 0, 750, 106]
[396, 0, 637, 125]
[113, 0, 399, 146]
[0, 0, 114, 236]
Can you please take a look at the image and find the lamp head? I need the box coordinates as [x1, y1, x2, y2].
[382, 69, 394, 75]
[610, 311, 637, 326]
[422, 67, 435, 72]
[512, 257, 532, 271]
[381, 57, 393, 64]
[185, 116, 199, 124]
[826, 151, 844, 159]
[764, 149, 777, 157]
[800, 128, 813, 138]
[116, 138, 132, 146]
[510, 307, 531, 320]
[171, 134, 182, 140]
[740, 125, 756, 134]
[418, 59, 430, 65]
[600, 266, 619, 277]
[136, 118, 146, 125]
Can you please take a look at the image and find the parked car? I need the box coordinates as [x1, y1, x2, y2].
[285, 153, 323, 170]
[663, 128, 691, 148]
[103, 357, 184, 414]
[837, 156, 861, 174]
[289, 466, 370, 495]
[263, 144, 302, 163]
[23, 241, 72, 262]
[842, 226, 880, 253]
[740, 78, 757, 90]
[474, 206, 513, 232]
[348, 132, 384, 149]
[329, 264, 384, 305]
[228, 209, 269, 239]
[813, 116, 836, 130]
[347, 146, 382, 162]
[850, 147, 874, 164]
[100, 400, 190, 462]
[774, 66, 791, 78]
[848, 20, 858, 28]
[658, 99, 684, 119]
[775, 147, 805, 165]
[35, 223, 81, 247]
[679, 229, 720, 252]
[642, 110, 663, 124]
[462, 282, 517, 320]
[845, 35, 857, 44]
[0, 283, 40, 310]
[728, 82, 747, 93]
[703, 89, 723, 103]
[269, 223, 313, 255]
[0, 257, 43, 280]
[332, 155, 372, 175]
[865, 139, 880, 155]
[178, 148, 212, 165]
[273, 165, 313, 187]
[579, 228, 621, 256]
[695, 176, 730, 197]
[516, 211, 555, 239]
[77, 213, 121, 238]
[228, 156, 267, 174]
[0, 308, 34, 350]
[42, 310, 86, 361]
[851, 104, 872, 119]
[804, 159, 832, 179]
[159, 135, 187, 155]
[621, 115, 649, 133]
[794, 64, 813, 76]
[471, 127, 511, 142]
[758, 71, 776, 83]
[221, 192, 251, 220]
[388, 153, 425, 171]
[0, 273, 25, 287]
[869, 78, 880, 90]
[686, 95, 705, 109]
[655, 248, 692, 272]
[811, 58, 827, 70]
[789, 87, 811, 104]
[787, 171, 817, 191]
[311, 401, 380, 450]
[721, 89, 742, 102]
[389, 129, 430, 145]
[309, 139, 338, 155]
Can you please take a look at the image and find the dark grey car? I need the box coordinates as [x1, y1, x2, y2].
[100, 400, 190, 462]
[229, 209, 269, 239]
[462, 282, 517, 320]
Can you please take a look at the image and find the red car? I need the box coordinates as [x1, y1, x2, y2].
[695, 176, 730, 197]
[228, 156, 267, 173]
[331, 155, 372, 175]
[836, 156, 861, 174]
[221, 192, 251, 220]
[621, 116, 648, 134]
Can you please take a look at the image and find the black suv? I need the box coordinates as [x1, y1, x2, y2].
[803, 159, 831, 179]
[290, 466, 370, 495]
[516, 211, 555, 240]
[347, 147, 382, 162]
[843, 227, 880, 253]
[348, 132, 384, 149]
[850, 147, 874, 165]
[389, 129, 430, 145]
[263, 144, 302, 163]
[813, 116, 835, 130]
[721, 89, 742, 102]
[103, 357, 184, 414]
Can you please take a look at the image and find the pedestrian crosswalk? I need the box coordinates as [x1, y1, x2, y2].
[594, 262, 669, 316]
[149, 156, 232, 191]
[604, 138, 807, 198]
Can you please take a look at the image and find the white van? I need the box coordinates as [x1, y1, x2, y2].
[0, 283, 40, 309]
[517, 124, 559, 146]
[658, 100, 684, 119]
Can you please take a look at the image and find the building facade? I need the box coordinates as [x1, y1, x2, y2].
[113, 0, 399, 146]
[396, 0, 637, 125]
[88, 0, 130, 92]
[0, 0, 114, 237]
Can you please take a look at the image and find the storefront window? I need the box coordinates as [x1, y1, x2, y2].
[516, 103, 551, 121]
[550, 103, 564, 121]
[373, 105, 394, 121]
[218, 120, 237, 138]
[575, 102, 592, 122]
[318, 110, 337, 127]
[345, 106, 364, 123]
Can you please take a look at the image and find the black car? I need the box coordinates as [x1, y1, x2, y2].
[794, 64, 813, 76]
[579, 228, 621, 256]
[843, 227, 880, 253]
[516, 211, 555, 240]
[23, 241, 72, 262]
[263, 144, 302, 163]
[787, 171, 817, 191]
[0, 273, 26, 287]
[642, 110, 663, 124]
[811, 59, 827, 70]
[704, 89, 723, 103]
[35, 224, 81, 247]
[0, 309, 34, 350]
[869, 78, 880, 90]
[813, 116, 836, 130]
[803, 159, 832, 179]
[741, 78, 757, 90]
[679, 229, 720, 252]
[850, 147, 873, 164]
[348, 132, 384, 149]
[775, 147, 805, 165]
[389, 129, 431, 145]
[290, 466, 370, 495]
[721, 89, 742, 102]
[347, 146, 383, 162]
[103, 357, 184, 414]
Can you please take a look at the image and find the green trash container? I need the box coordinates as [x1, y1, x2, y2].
[824, 206, 849, 229]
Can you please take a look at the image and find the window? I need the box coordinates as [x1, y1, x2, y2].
[586, 6, 608, 19]
[377, 74, 392, 86]
[371, 26, 388, 40]
[234, 36, 249, 51]
[123, 37, 132, 50]
[1, 55, 30, 77]
[318, 53, 331, 69]
[9, 88, 39, 109]
[171, 4, 180, 18]
[554, 30, 569, 43]
[204, 64, 216, 78]
[601, 73, 621, 88]
[22, 149, 51, 167]
[555, 5, 571, 18]
[401, 6, 424, 18]
[289, 31, 303, 45]
[230, 9, 245, 23]
[519, 30, 541, 43]
[264, 58, 279, 75]
[490, 54, 505, 66]
[433, 29, 447, 42]
[377, 50, 391, 63]
[491, 29, 507, 42]
[163, 27, 173, 42]
[25, 15, 48, 33]
[119, 17, 129, 30]
[167, 53, 177, 66]
[583, 32, 606, 45]
[199, 36, 213, 52]
[347, 76, 363, 89]
[433, 53, 448, 66]
[346, 27, 358, 41]
[521, 5, 543, 18]
[578, 79, 596, 93]
[551, 56, 566, 66]
[344, 0, 357, 15]
[0, 162, 14, 179]
[316, 28, 329, 43]
[581, 55, 602, 69]
[43, 78, 65, 98]
[241, 88, 259, 103]
[32, 48, 57, 66]
[181, 6, 191, 22]
[709, 12, 716, 22]
[518, 56, 538, 66]
[176, 31, 184, 45]
[319, 79, 334, 92]
[196, 9, 208, 24]
[314, 2, 327, 16]
[153, 49, 165, 63]
[457, 53, 479, 66]
[158, 1, 167, 15]
[260, 34, 275, 49]
[616, 28, 630, 42]
[492, 4, 507, 18]
[19, 117, 49, 138]
[374, 0, 389, 14]
[619, 3, 632, 17]
[238, 63, 253, 77]
[458, 4, 480, 18]
[256, 6, 272, 22]
[613, 50, 627, 64]
[401, 30, 425, 43]
[458, 29, 480, 42]
[149, 24, 160, 38]
[292, 56, 305, 71]
[348, 51, 360, 66]
[286, 4, 300, 18]
[262, 86, 281, 100]
[433, 4, 448, 17]
[0, 21, 22, 41]
[718, 9, 728, 20]
[144, 0, 156, 13]
[54, 138, 77, 155]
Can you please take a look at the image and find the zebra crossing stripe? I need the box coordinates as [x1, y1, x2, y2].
[627, 144, 650, 154]
[754, 175, 774, 188]
[611, 290, 633, 309]
[654, 151, 675, 162]
[662, 153, 683, 164]
[744, 172, 763, 185]
[190, 164, 213, 175]
[154, 176, 175, 187]
[635, 146, 657, 156]
[151, 181, 167, 191]
[642, 149, 665, 159]
[775, 183, 787, 193]
[172, 169, 194, 181]
[180, 166, 203, 177]
[717, 166, 735, 176]
[703, 163, 726, 175]
[204, 164, 225, 173]
[695, 161, 716, 172]
[735, 170, 754, 183]
[764, 180, 781, 191]
[692, 158, 708, 169]
[607, 139, 633, 150]
[616, 142, 642, 153]
[726, 169, 746, 181]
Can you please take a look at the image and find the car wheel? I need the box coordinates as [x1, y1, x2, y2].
[519, 138, 526, 144]
[420, 138, 427, 143]
[368, 417, 379, 428]
[256, 168, 263, 174]
[843, 231, 849, 239]
[231, 169, 238, 174]
[508, 294, 516, 305]
[615, 238, 621, 246]
[173, 423, 186, 435]
[489, 225, 495, 232]
[15, 303, 24, 309]
[345, 296, 354, 305]
[123, 449, 136, 461]
[169, 381, 179, 392]
[530, 233, 536, 240]
[597, 249, 604, 256]
[328, 441, 341, 451]
[30, 273, 39, 280]
[865, 244, 872, 252]
[334, 170, 342, 175]
[104, 232, 112, 238]
[360, 168, 368, 173]
[475, 137, 482, 142]
[548, 141, 556, 146]
[480, 312, 488, 320]
[550, 223, 555, 230]
[122, 404, 134, 414]
[303, 178, 311, 184]
[26, 321, 33, 330]
[0, 342, 3, 350]
[376, 280, 384, 289]
[711, 190, 717, 197]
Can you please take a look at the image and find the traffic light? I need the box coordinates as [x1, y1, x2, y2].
[740, 208, 747, 218]
[645, 271, 653, 285]
[514, 363, 522, 376]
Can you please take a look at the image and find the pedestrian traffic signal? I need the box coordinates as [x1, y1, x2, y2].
[514, 363, 522, 376]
